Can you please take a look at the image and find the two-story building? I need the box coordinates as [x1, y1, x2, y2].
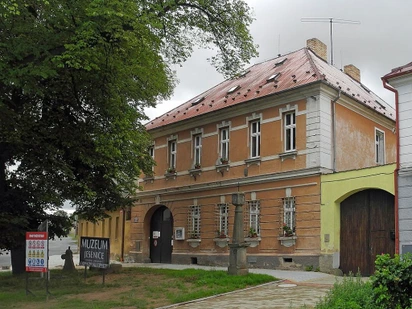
[79, 38, 396, 275]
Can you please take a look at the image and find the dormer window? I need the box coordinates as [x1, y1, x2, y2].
[191, 96, 205, 106]
[227, 85, 241, 94]
[267, 73, 280, 82]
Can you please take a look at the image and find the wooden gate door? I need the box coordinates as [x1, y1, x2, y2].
[150, 207, 173, 263]
[340, 189, 394, 276]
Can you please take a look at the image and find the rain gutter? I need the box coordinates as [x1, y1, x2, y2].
[381, 77, 400, 254]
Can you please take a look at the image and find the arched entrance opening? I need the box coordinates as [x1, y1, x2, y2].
[340, 189, 395, 276]
[150, 206, 173, 263]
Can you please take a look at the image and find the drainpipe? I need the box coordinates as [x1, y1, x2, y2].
[120, 208, 126, 262]
[331, 90, 341, 172]
[381, 78, 400, 254]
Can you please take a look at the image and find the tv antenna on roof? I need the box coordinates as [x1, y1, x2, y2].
[301, 17, 360, 66]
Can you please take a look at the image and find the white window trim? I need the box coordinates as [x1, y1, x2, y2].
[193, 134, 202, 166]
[247, 200, 260, 236]
[375, 128, 385, 165]
[168, 140, 177, 168]
[283, 197, 296, 235]
[218, 203, 229, 236]
[219, 127, 230, 160]
[249, 120, 261, 158]
[284, 111, 296, 152]
[189, 205, 201, 238]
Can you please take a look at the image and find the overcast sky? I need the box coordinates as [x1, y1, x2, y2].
[145, 0, 412, 120]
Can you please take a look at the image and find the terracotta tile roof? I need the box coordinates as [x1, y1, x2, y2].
[147, 48, 395, 130]
[382, 62, 412, 81]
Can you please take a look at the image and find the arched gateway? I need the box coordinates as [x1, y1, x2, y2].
[340, 189, 395, 276]
[150, 206, 173, 263]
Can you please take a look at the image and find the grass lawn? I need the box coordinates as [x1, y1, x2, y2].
[0, 267, 276, 309]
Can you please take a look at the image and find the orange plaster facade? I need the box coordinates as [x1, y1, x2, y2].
[128, 87, 395, 271]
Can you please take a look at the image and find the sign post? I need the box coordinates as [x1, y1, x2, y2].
[79, 237, 110, 284]
[25, 231, 48, 295]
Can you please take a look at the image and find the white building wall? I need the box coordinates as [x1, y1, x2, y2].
[306, 93, 332, 170]
[388, 73, 412, 254]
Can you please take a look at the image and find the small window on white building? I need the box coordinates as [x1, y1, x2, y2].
[375, 129, 385, 165]
[284, 112, 296, 151]
[250, 120, 261, 158]
[217, 203, 229, 237]
[188, 205, 201, 238]
[283, 197, 295, 236]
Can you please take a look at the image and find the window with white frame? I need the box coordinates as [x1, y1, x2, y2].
[247, 200, 260, 236]
[168, 140, 177, 169]
[188, 205, 201, 238]
[375, 129, 385, 165]
[148, 146, 155, 173]
[284, 112, 296, 151]
[193, 134, 202, 167]
[217, 203, 229, 236]
[220, 127, 229, 162]
[283, 197, 295, 236]
[250, 120, 261, 158]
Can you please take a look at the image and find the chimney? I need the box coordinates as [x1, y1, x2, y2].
[307, 38, 327, 62]
[344, 64, 361, 83]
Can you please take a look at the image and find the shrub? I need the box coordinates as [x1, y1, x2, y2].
[315, 275, 374, 309]
[370, 253, 412, 309]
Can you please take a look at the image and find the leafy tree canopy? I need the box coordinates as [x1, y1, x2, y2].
[0, 0, 257, 256]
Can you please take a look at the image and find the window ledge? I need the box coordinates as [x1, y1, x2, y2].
[186, 238, 201, 248]
[216, 163, 230, 175]
[244, 237, 261, 248]
[244, 157, 261, 167]
[213, 237, 230, 248]
[143, 175, 154, 183]
[277, 235, 297, 247]
[164, 172, 177, 180]
[189, 168, 202, 180]
[279, 150, 297, 161]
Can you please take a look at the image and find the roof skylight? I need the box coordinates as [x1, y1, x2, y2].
[191, 96, 205, 106]
[275, 58, 287, 66]
[266, 73, 280, 82]
[227, 85, 241, 94]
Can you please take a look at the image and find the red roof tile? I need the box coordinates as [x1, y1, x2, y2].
[147, 47, 395, 130]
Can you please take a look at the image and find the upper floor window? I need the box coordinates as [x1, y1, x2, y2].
[217, 203, 229, 237]
[188, 205, 201, 238]
[193, 134, 202, 166]
[148, 146, 155, 173]
[220, 127, 229, 161]
[375, 129, 385, 165]
[168, 140, 177, 169]
[283, 197, 295, 236]
[250, 120, 261, 158]
[284, 112, 296, 151]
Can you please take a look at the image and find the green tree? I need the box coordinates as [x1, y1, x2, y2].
[0, 0, 257, 273]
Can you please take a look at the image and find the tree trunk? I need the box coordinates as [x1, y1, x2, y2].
[11, 243, 26, 275]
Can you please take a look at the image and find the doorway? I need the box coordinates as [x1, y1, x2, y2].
[340, 189, 395, 276]
[150, 206, 173, 263]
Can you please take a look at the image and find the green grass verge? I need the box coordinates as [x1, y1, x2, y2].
[0, 267, 276, 309]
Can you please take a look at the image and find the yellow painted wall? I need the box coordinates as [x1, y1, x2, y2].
[78, 210, 132, 260]
[320, 164, 395, 254]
